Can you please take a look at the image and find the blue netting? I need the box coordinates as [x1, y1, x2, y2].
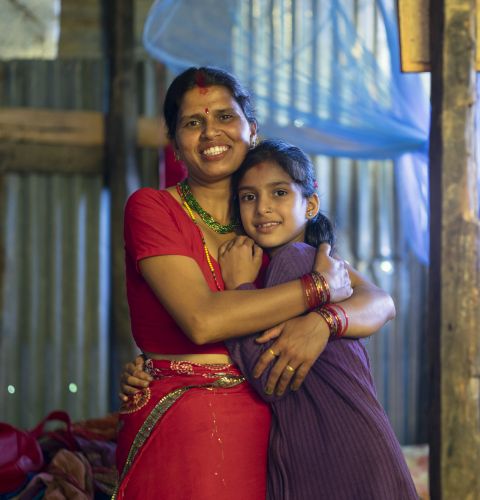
[142, 0, 477, 264]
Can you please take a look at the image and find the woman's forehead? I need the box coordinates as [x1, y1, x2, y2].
[179, 85, 239, 114]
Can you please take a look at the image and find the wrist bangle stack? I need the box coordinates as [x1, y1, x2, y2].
[316, 303, 349, 338]
[300, 272, 331, 310]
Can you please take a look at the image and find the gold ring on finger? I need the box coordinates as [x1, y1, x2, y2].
[285, 364, 295, 373]
[267, 348, 279, 357]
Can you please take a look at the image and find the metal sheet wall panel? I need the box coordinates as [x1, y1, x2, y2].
[0, 60, 108, 427]
[1, 172, 109, 427]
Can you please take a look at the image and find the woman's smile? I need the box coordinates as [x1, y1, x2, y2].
[200, 144, 231, 161]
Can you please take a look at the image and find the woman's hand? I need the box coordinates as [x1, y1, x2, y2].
[252, 313, 330, 396]
[218, 236, 263, 290]
[118, 355, 153, 402]
[314, 243, 352, 303]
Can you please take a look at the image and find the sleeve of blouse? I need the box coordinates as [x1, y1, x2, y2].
[124, 188, 193, 271]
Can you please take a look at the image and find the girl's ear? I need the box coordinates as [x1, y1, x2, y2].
[306, 193, 320, 219]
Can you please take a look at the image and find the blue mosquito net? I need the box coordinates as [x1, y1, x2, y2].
[143, 0, 477, 264]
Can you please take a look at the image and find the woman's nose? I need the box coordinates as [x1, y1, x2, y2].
[201, 118, 220, 138]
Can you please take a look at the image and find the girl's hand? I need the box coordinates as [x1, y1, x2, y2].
[218, 236, 263, 290]
[119, 355, 153, 402]
[253, 313, 330, 395]
[314, 243, 352, 302]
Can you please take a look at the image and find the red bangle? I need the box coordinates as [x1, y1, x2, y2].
[300, 273, 325, 310]
[311, 272, 330, 305]
[323, 304, 348, 337]
[333, 303, 349, 335]
[315, 308, 337, 337]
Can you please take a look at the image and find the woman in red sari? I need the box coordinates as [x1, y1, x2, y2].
[115, 66, 395, 499]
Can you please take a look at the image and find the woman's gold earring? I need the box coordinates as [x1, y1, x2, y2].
[174, 150, 180, 162]
[250, 136, 257, 149]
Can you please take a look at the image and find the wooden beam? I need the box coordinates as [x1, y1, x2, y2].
[0, 108, 165, 148]
[0, 143, 104, 174]
[429, 0, 480, 498]
[0, 108, 104, 146]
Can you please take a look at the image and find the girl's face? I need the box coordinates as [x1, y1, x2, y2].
[238, 161, 318, 255]
[174, 85, 256, 184]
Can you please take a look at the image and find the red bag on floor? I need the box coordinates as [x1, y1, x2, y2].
[0, 410, 73, 494]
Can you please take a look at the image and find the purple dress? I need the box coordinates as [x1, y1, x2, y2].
[225, 243, 418, 500]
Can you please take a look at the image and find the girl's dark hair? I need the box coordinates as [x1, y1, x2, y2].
[232, 138, 335, 249]
[163, 66, 256, 140]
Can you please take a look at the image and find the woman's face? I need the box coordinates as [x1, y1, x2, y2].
[174, 85, 256, 184]
[237, 161, 317, 255]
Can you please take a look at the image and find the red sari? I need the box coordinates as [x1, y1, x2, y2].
[115, 360, 271, 499]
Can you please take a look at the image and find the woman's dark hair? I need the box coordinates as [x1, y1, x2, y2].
[163, 66, 256, 140]
[232, 138, 335, 249]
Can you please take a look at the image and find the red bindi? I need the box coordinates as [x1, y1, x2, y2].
[204, 107, 209, 114]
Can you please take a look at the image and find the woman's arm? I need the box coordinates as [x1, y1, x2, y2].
[118, 268, 392, 399]
[139, 242, 351, 345]
[341, 264, 396, 334]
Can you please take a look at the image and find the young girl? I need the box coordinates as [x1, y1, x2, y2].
[219, 138, 418, 500]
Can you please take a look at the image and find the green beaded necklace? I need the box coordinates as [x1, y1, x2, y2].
[177, 180, 238, 234]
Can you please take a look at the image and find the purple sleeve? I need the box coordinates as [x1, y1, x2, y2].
[225, 243, 316, 402]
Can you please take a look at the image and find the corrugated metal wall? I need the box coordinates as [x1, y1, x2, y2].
[0, 60, 108, 428]
[0, 58, 160, 428]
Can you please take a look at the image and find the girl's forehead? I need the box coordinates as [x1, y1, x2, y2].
[239, 161, 291, 184]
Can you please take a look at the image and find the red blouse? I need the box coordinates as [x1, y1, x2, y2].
[124, 188, 229, 355]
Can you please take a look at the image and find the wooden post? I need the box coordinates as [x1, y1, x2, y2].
[429, 0, 480, 498]
[104, 0, 140, 409]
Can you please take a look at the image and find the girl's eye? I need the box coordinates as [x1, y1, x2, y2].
[219, 113, 234, 121]
[240, 193, 256, 202]
[274, 189, 288, 197]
